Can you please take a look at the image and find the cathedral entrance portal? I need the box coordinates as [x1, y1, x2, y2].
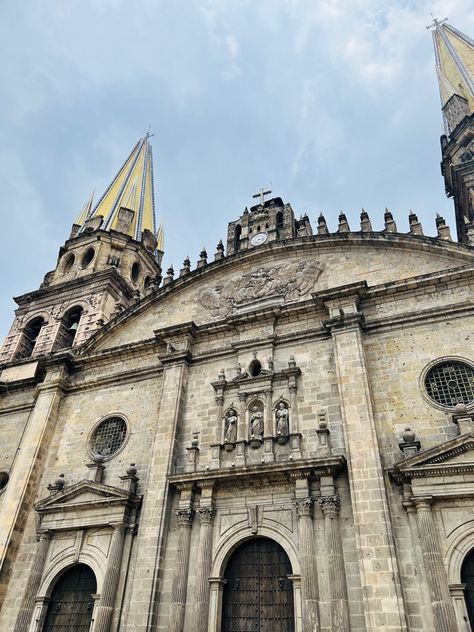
[42, 564, 96, 632]
[222, 537, 295, 632]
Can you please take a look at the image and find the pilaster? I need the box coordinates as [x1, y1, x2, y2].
[321, 287, 407, 632]
[94, 523, 127, 632]
[169, 502, 194, 632]
[194, 484, 216, 632]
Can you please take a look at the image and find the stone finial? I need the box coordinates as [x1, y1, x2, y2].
[288, 355, 296, 369]
[267, 357, 274, 371]
[316, 413, 331, 455]
[163, 266, 175, 286]
[86, 455, 105, 483]
[236, 363, 242, 375]
[214, 239, 225, 261]
[435, 214, 452, 241]
[338, 212, 350, 232]
[408, 211, 423, 236]
[360, 209, 372, 232]
[452, 403, 474, 435]
[218, 368, 226, 381]
[197, 248, 208, 268]
[186, 433, 200, 473]
[119, 462, 139, 493]
[47, 473, 65, 494]
[384, 208, 397, 233]
[317, 213, 329, 235]
[243, 206, 249, 215]
[399, 427, 421, 456]
[180, 257, 191, 277]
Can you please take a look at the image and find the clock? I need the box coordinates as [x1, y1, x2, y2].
[250, 232, 268, 246]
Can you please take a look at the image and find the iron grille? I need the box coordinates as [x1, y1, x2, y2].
[425, 361, 474, 407]
[91, 417, 127, 457]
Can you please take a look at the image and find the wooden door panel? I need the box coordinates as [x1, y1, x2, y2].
[222, 538, 294, 632]
[42, 564, 96, 632]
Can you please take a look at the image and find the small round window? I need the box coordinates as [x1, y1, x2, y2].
[90, 416, 127, 459]
[425, 360, 474, 408]
[81, 247, 95, 268]
[63, 253, 75, 273]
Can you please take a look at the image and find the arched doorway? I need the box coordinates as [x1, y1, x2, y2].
[462, 549, 474, 629]
[42, 564, 96, 632]
[222, 537, 294, 632]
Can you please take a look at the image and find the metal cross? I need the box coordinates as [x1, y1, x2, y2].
[252, 187, 272, 205]
[145, 125, 155, 139]
[426, 14, 447, 30]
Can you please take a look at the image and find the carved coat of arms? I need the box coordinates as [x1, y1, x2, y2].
[198, 260, 324, 318]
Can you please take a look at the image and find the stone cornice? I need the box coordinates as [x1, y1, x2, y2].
[169, 455, 346, 489]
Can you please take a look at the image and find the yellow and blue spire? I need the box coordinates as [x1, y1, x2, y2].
[431, 19, 474, 133]
[79, 134, 159, 242]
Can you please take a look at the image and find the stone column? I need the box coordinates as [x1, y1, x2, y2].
[235, 392, 247, 466]
[295, 498, 319, 632]
[13, 531, 52, 632]
[194, 504, 216, 632]
[263, 389, 275, 463]
[210, 394, 224, 470]
[208, 577, 226, 632]
[0, 362, 69, 601]
[169, 507, 194, 632]
[324, 293, 407, 632]
[288, 379, 302, 458]
[413, 497, 457, 632]
[93, 523, 127, 632]
[319, 496, 350, 632]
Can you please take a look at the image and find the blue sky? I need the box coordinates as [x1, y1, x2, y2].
[1, 0, 474, 342]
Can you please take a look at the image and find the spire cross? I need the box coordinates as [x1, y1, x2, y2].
[252, 187, 272, 205]
[145, 125, 155, 140]
[426, 14, 447, 30]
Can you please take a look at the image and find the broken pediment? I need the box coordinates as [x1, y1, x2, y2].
[393, 433, 474, 480]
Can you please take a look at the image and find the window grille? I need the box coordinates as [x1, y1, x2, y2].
[91, 417, 127, 458]
[425, 361, 474, 407]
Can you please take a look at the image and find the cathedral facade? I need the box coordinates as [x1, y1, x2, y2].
[1, 19, 474, 632]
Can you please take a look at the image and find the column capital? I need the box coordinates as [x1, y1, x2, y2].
[319, 494, 340, 517]
[295, 497, 313, 518]
[176, 507, 195, 527]
[37, 529, 52, 541]
[197, 505, 216, 525]
[238, 392, 247, 402]
[412, 496, 434, 511]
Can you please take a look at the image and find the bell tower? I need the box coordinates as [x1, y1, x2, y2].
[226, 195, 312, 256]
[0, 136, 164, 364]
[431, 19, 474, 243]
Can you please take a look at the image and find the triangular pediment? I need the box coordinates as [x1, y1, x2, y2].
[35, 479, 140, 515]
[393, 433, 474, 479]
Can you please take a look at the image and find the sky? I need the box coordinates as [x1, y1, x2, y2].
[1, 0, 474, 342]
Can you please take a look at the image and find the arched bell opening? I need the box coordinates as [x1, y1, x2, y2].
[461, 548, 474, 629]
[14, 316, 46, 359]
[234, 224, 242, 252]
[42, 563, 96, 632]
[221, 537, 295, 632]
[54, 306, 84, 350]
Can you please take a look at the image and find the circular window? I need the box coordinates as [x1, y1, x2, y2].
[63, 253, 75, 273]
[0, 472, 9, 492]
[131, 262, 140, 283]
[425, 360, 474, 408]
[81, 247, 95, 268]
[90, 416, 127, 459]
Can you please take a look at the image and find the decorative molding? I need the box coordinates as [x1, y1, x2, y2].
[176, 508, 195, 527]
[294, 497, 313, 518]
[319, 495, 340, 516]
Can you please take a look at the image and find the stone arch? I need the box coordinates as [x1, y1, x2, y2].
[38, 545, 106, 598]
[445, 520, 474, 584]
[211, 523, 301, 578]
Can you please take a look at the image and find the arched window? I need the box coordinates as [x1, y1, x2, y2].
[222, 538, 294, 632]
[42, 564, 96, 632]
[234, 224, 242, 252]
[462, 549, 474, 628]
[17, 316, 45, 359]
[54, 306, 84, 350]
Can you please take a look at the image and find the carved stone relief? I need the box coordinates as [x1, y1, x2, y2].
[199, 260, 324, 318]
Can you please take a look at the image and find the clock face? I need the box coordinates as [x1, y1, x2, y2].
[250, 232, 268, 246]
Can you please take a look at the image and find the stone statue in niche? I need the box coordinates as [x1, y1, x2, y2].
[249, 405, 264, 439]
[275, 402, 290, 444]
[224, 408, 238, 446]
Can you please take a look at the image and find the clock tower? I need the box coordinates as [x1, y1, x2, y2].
[226, 196, 312, 255]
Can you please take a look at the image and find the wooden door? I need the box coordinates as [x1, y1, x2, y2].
[462, 550, 474, 630]
[42, 564, 96, 632]
[222, 537, 294, 632]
